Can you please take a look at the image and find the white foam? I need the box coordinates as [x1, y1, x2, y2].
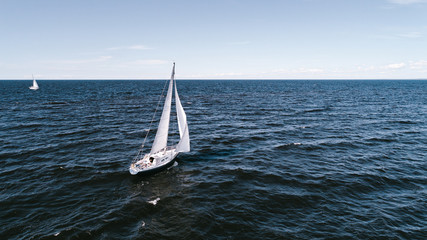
[148, 197, 160, 205]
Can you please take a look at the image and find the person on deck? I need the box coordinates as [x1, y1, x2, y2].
[148, 157, 154, 166]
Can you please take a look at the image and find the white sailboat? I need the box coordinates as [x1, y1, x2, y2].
[29, 74, 39, 90]
[129, 63, 190, 175]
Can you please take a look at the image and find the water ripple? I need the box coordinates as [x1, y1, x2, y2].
[0, 80, 426, 239]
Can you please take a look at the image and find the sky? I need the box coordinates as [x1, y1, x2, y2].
[1, 0, 427, 79]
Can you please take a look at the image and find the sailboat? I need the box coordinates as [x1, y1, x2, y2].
[29, 74, 39, 90]
[129, 63, 190, 175]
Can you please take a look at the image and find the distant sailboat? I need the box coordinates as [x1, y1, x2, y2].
[29, 75, 39, 90]
[129, 63, 190, 175]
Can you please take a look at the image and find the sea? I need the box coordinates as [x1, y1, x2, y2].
[0, 80, 426, 239]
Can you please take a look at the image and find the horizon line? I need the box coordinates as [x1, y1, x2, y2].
[1, 78, 426, 81]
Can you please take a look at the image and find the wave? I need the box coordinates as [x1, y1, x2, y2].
[1, 80, 425, 239]
[275, 142, 302, 150]
[301, 105, 332, 113]
[367, 137, 395, 143]
[44, 101, 69, 105]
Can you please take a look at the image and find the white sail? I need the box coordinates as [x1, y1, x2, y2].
[29, 74, 39, 90]
[175, 77, 190, 152]
[33, 75, 39, 88]
[150, 65, 174, 154]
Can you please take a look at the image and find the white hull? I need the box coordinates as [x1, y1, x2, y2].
[29, 86, 39, 90]
[129, 148, 178, 175]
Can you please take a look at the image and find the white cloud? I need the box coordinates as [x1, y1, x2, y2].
[129, 45, 151, 50]
[388, 0, 427, 4]
[357, 65, 376, 71]
[297, 68, 324, 73]
[410, 60, 427, 69]
[45, 56, 113, 65]
[107, 45, 151, 51]
[357, 60, 427, 74]
[214, 72, 245, 77]
[127, 59, 169, 65]
[272, 68, 325, 74]
[371, 31, 424, 40]
[184, 72, 245, 78]
[384, 62, 406, 69]
[397, 32, 422, 38]
[184, 67, 328, 79]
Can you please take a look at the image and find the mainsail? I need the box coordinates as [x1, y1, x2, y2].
[32, 75, 39, 88]
[150, 65, 174, 154]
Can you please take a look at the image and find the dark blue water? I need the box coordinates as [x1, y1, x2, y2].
[1, 80, 426, 239]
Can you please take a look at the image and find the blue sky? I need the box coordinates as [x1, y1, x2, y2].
[1, 0, 426, 79]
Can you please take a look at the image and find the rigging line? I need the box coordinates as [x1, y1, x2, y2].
[134, 78, 170, 161]
[142, 78, 170, 148]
